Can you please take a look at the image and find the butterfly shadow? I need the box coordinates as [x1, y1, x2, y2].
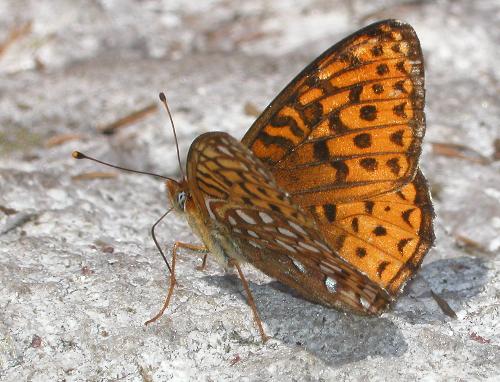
[391, 255, 491, 324]
[200, 254, 490, 364]
[201, 273, 408, 366]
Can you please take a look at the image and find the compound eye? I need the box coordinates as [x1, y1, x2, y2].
[177, 191, 187, 210]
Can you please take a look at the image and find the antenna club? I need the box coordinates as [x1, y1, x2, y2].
[158, 90, 185, 180]
[72, 151, 86, 159]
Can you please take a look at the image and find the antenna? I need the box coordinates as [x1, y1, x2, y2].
[72, 151, 174, 181]
[72, 151, 175, 278]
[159, 92, 185, 180]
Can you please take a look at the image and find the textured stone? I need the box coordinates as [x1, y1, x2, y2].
[1, 1, 499, 381]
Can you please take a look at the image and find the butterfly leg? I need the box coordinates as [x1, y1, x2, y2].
[145, 241, 206, 325]
[195, 253, 209, 271]
[229, 259, 269, 343]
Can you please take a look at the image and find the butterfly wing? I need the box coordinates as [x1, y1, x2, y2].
[309, 170, 435, 295]
[242, 19, 425, 205]
[187, 132, 391, 314]
[241, 20, 434, 297]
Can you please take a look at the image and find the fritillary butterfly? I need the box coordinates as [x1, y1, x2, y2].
[75, 19, 435, 342]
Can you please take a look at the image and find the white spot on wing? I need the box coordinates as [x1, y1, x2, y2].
[205, 199, 216, 219]
[276, 239, 297, 253]
[218, 145, 232, 156]
[236, 210, 257, 225]
[278, 227, 297, 238]
[228, 216, 237, 225]
[325, 277, 337, 293]
[289, 221, 307, 235]
[362, 287, 377, 301]
[247, 230, 259, 238]
[320, 262, 343, 274]
[298, 241, 321, 253]
[341, 289, 357, 303]
[244, 152, 255, 162]
[314, 240, 331, 252]
[258, 167, 269, 179]
[290, 257, 306, 273]
[218, 137, 230, 146]
[360, 297, 371, 310]
[248, 240, 262, 249]
[259, 212, 273, 224]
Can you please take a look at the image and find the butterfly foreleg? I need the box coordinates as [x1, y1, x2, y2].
[228, 259, 269, 343]
[171, 243, 208, 271]
[170, 243, 209, 271]
[145, 241, 206, 325]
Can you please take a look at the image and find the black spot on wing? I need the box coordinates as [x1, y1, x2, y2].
[269, 204, 281, 213]
[356, 247, 367, 258]
[257, 131, 294, 150]
[396, 191, 407, 201]
[301, 102, 323, 127]
[391, 43, 401, 53]
[372, 83, 384, 94]
[349, 84, 363, 103]
[393, 80, 406, 93]
[364, 201, 374, 214]
[376, 64, 389, 76]
[323, 204, 337, 222]
[386, 157, 401, 176]
[360, 158, 377, 171]
[371, 45, 383, 57]
[330, 160, 349, 182]
[396, 61, 406, 74]
[373, 226, 387, 236]
[354, 133, 372, 148]
[377, 261, 390, 278]
[333, 234, 346, 250]
[329, 110, 349, 134]
[270, 113, 305, 139]
[257, 186, 268, 196]
[398, 238, 412, 254]
[360, 105, 377, 121]
[402, 208, 415, 227]
[351, 217, 359, 232]
[390, 130, 405, 146]
[313, 140, 330, 162]
[393, 102, 408, 118]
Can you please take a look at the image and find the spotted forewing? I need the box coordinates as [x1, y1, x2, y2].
[187, 132, 391, 314]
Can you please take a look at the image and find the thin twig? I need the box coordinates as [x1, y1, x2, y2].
[71, 172, 118, 180]
[0, 21, 32, 59]
[98, 103, 158, 135]
[431, 141, 490, 165]
[430, 290, 457, 319]
[45, 133, 84, 148]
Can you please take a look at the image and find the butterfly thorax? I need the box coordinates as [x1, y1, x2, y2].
[166, 179, 245, 269]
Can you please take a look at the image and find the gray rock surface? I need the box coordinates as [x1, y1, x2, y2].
[0, 0, 499, 380]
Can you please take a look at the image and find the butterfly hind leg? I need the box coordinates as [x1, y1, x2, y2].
[195, 253, 209, 271]
[145, 242, 207, 325]
[229, 259, 269, 343]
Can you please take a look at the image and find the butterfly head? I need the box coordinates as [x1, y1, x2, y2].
[166, 179, 189, 213]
